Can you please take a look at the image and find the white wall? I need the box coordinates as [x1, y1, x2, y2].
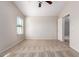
[0, 2, 25, 53]
[25, 16, 58, 40]
[58, 2, 79, 52]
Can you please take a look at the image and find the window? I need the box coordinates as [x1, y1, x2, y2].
[16, 16, 23, 34]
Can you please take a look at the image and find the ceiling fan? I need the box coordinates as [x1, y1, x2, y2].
[38, 1, 53, 7]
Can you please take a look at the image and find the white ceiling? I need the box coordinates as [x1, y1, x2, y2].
[14, 1, 65, 16]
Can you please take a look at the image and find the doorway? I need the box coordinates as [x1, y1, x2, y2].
[62, 14, 70, 45]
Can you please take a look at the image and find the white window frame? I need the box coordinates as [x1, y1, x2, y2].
[16, 16, 24, 34]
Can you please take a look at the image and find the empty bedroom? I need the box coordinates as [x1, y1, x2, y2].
[0, 1, 79, 57]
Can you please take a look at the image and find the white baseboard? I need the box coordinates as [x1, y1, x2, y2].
[25, 39, 58, 40]
[0, 39, 24, 54]
[25, 36, 57, 40]
[70, 45, 79, 53]
[25, 38, 57, 40]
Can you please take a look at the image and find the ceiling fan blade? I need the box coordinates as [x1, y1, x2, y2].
[38, 1, 42, 7]
[39, 3, 41, 7]
[45, 1, 52, 4]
